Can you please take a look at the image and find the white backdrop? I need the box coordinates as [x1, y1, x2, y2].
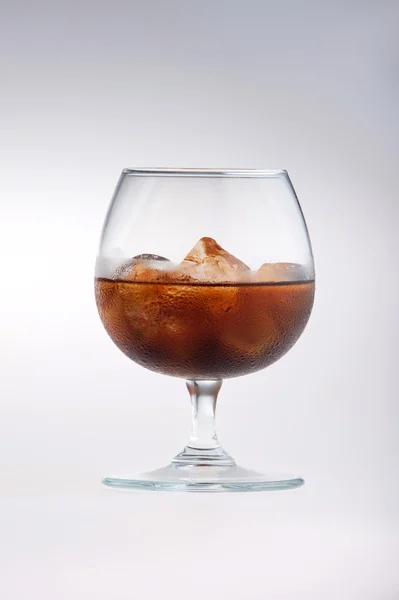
[1, 1, 398, 598]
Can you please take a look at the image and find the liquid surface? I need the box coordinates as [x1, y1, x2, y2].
[95, 279, 315, 379]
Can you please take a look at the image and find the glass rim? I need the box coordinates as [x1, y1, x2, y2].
[122, 167, 288, 178]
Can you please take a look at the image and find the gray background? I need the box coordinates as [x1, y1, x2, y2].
[1, 1, 398, 598]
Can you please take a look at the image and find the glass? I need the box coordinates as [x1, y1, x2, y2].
[95, 168, 315, 491]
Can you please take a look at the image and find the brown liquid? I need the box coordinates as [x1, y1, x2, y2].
[95, 278, 315, 379]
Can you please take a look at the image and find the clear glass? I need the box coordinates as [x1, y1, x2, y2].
[95, 168, 315, 491]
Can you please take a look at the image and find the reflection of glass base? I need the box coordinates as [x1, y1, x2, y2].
[103, 464, 304, 492]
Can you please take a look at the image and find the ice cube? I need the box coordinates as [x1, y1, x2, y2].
[255, 262, 306, 282]
[132, 254, 170, 262]
[180, 237, 250, 282]
[117, 253, 191, 283]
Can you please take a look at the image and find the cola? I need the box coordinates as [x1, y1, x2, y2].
[95, 278, 314, 380]
[95, 237, 314, 379]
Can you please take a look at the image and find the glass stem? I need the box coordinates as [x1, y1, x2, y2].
[172, 379, 235, 467]
[187, 379, 221, 450]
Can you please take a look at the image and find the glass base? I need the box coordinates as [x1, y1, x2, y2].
[103, 464, 304, 492]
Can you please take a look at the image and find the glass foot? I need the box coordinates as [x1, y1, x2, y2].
[103, 464, 304, 492]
